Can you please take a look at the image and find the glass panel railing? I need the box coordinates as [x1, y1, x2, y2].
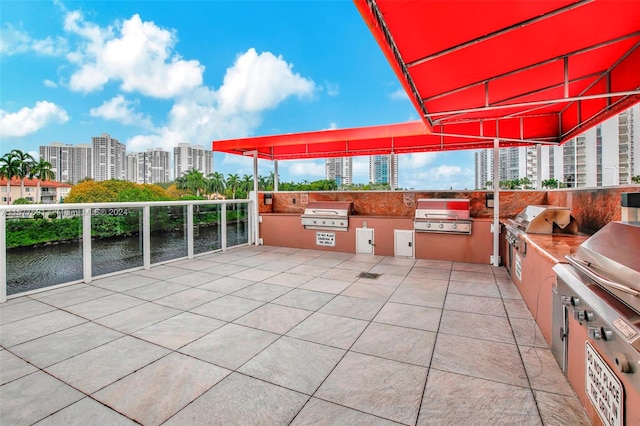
[194, 204, 222, 255]
[2, 199, 253, 300]
[6, 208, 83, 295]
[91, 207, 144, 276]
[228, 202, 249, 248]
[149, 205, 188, 263]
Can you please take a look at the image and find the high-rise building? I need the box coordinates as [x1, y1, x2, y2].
[474, 105, 640, 188]
[92, 133, 126, 181]
[127, 149, 170, 184]
[126, 154, 138, 184]
[173, 143, 213, 179]
[39, 142, 92, 184]
[325, 157, 353, 186]
[474, 149, 492, 189]
[369, 155, 398, 187]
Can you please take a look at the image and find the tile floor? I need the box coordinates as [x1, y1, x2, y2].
[0, 245, 591, 425]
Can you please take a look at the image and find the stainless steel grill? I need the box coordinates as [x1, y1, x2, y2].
[507, 205, 578, 234]
[552, 221, 640, 425]
[414, 198, 471, 234]
[301, 201, 352, 232]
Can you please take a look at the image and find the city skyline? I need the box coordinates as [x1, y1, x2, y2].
[0, 1, 476, 190]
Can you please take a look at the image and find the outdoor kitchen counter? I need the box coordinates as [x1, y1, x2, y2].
[521, 232, 589, 264]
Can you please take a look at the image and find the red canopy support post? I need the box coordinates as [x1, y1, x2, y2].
[274, 160, 279, 192]
[492, 138, 501, 267]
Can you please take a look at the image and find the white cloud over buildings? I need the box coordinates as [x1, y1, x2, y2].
[0, 101, 69, 138]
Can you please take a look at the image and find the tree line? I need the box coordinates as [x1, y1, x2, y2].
[172, 169, 337, 200]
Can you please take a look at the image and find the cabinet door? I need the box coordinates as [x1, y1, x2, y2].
[394, 230, 414, 258]
[356, 228, 374, 255]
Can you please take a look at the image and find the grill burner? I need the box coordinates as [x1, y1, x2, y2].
[301, 201, 352, 232]
[414, 198, 471, 234]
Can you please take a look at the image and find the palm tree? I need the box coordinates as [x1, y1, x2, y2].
[206, 172, 226, 198]
[0, 152, 21, 204]
[241, 174, 253, 197]
[226, 173, 240, 199]
[177, 169, 206, 197]
[30, 157, 56, 203]
[11, 149, 35, 199]
[267, 171, 276, 191]
[257, 175, 269, 191]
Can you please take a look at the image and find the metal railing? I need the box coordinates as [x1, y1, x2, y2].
[0, 199, 254, 302]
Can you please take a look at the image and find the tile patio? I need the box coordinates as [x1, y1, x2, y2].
[0, 245, 590, 425]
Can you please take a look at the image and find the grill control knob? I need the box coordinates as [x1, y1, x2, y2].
[584, 310, 595, 321]
[452, 224, 457, 229]
[562, 296, 572, 307]
[601, 327, 613, 341]
[589, 326, 602, 340]
[439, 223, 444, 229]
[427, 223, 431, 228]
[570, 296, 581, 307]
[574, 309, 585, 321]
[614, 352, 631, 373]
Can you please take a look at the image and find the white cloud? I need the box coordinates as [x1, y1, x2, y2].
[90, 95, 155, 130]
[400, 152, 437, 169]
[325, 81, 339, 97]
[286, 160, 325, 177]
[325, 122, 338, 130]
[352, 156, 370, 182]
[125, 48, 316, 153]
[65, 12, 203, 98]
[0, 101, 69, 138]
[0, 24, 67, 56]
[402, 164, 474, 190]
[390, 88, 408, 100]
[218, 48, 314, 114]
[44, 79, 58, 88]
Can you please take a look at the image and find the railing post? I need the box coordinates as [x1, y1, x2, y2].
[1, 210, 7, 303]
[143, 205, 151, 269]
[83, 208, 92, 283]
[221, 203, 227, 251]
[187, 204, 194, 259]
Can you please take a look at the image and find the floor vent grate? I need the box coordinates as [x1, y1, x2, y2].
[358, 272, 381, 279]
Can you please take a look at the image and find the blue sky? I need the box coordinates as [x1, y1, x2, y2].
[0, 0, 477, 189]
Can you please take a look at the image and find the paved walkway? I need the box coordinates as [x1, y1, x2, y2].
[1, 245, 590, 425]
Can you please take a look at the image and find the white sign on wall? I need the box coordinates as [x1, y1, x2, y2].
[316, 232, 336, 247]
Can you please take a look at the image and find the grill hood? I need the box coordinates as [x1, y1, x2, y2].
[510, 205, 578, 234]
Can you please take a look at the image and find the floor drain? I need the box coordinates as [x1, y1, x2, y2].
[358, 272, 381, 279]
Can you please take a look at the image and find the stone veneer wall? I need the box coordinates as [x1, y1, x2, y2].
[258, 185, 640, 232]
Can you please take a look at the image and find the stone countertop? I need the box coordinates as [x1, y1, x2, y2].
[521, 231, 589, 264]
[500, 218, 589, 264]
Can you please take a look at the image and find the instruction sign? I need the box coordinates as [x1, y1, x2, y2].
[316, 232, 336, 247]
[586, 342, 623, 426]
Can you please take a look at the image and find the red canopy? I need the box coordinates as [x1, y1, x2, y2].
[214, 0, 640, 160]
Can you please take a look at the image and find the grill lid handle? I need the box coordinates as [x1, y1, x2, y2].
[312, 210, 340, 215]
[422, 213, 459, 219]
[566, 255, 640, 297]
